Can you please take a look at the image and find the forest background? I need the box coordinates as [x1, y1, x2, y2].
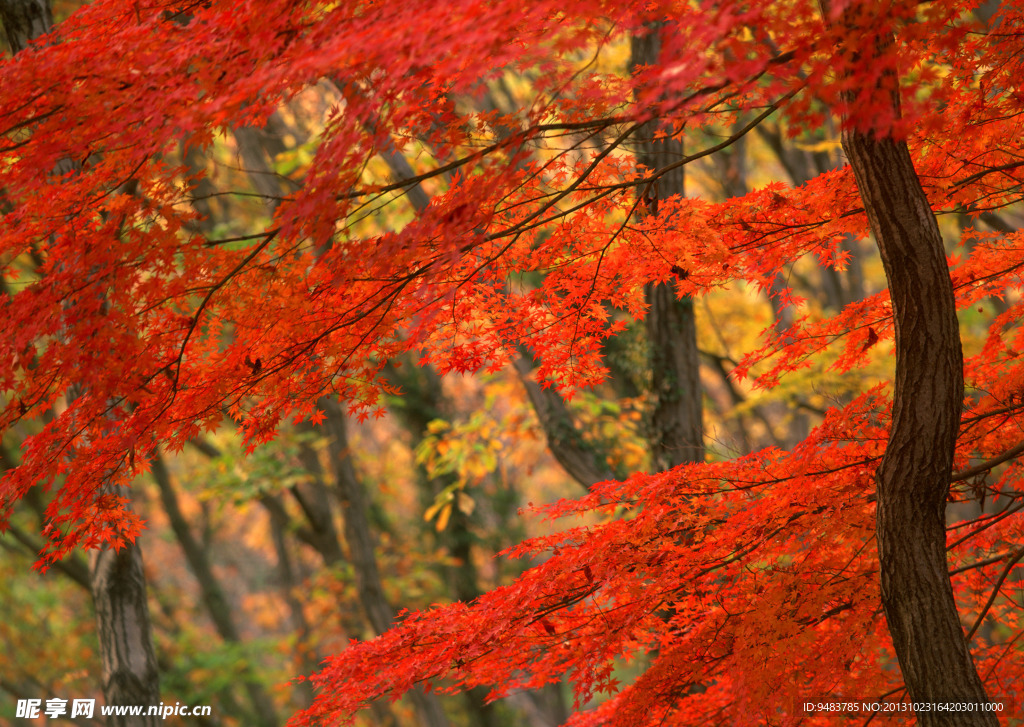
[1, 0, 1024, 725]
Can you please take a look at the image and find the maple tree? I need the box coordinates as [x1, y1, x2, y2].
[3, 0, 1024, 725]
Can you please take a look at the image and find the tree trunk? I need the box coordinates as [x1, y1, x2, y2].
[0, 0, 51, 53]
[322, 399, 452, 727]
[382, 363, 515, 727]
[151, 455, 279, 727]
[1, 4, 163, 725]
[820, 2, 996, 722]
[513, 354, 613, 489]
[89, 546, 162, 727]
[631, 26, 704, 471]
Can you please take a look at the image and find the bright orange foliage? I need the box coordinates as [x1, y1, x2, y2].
[2, 0, 1024, 724]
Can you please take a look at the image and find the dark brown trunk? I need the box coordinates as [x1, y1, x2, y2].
[821, 3, 996, 722]
[513, 354, 612, 489]
[644, 283, 703, 469]
[631, 26, 703, 471]
[861, 136, 994, 722]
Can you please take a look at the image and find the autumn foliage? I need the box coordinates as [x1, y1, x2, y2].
[3, 0, 1024, 724]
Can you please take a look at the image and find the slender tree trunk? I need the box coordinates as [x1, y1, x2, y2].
[321, 399, 452, 727]
[2, 4, 162, 725]
[820, 2, 996, 722]
[151, 456, 279, 727]
[323, 400, 399, 636]
[631, 26, 704, 471]
[382, 364, 512, 727]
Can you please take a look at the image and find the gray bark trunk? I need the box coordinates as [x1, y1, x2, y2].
[151, 455, 279, 727]
[821, 3, 997, 722]
[1, 4, 163, 724]
[89, 546, 161, 727]
[0, 0, 52, 53]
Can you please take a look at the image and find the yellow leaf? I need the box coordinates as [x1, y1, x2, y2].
[424, 493, 451, 522]
[794, 139, 842, 153]
[435, 503, 452, 531]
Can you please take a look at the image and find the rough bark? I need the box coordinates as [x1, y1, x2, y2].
[88, 545, 160, 727]
[631, 26, 704, 471]
[644, 283, 704, 469]
[821, 2, 997, 722]
[0, 0, 51, 53]
[2, 4, 163, 725]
